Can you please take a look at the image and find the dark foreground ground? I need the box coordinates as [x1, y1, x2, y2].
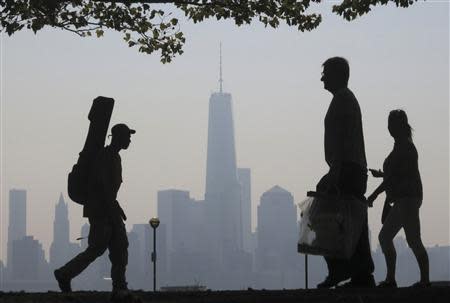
[1, 285, 450, 303]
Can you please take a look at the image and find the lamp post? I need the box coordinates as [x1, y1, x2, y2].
[149, 217, 160, 292]
[305, 254, 309, 289]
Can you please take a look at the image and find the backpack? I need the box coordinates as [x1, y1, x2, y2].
[68, 97, 114, 205]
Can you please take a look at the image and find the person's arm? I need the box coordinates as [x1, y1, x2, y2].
[367, 181, 385, 207]
[369, 168, 384, 178]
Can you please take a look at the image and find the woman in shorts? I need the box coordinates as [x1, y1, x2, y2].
[368, 109, 430, 288]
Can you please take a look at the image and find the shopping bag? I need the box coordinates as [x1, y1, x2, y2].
[297, 191, 367, 259]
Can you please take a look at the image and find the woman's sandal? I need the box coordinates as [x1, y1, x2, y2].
[411, 281, 431, 288]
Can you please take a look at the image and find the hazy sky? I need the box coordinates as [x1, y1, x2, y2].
[1, 1, 449, 260]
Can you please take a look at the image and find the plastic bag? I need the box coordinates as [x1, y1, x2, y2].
[297, 193, 367, 259]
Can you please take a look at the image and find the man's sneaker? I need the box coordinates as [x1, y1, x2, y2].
[111, 289, 141, 303]
[339, 274, 376, 288]
[54, 269, 72, 293]
[317, 275, 349, 289]
[377, 280, 398, 288]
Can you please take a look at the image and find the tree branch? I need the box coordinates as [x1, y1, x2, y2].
[0, 0, 420, 62]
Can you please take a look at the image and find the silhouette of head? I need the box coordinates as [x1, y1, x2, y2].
[321, 57, 349, 94]
[111, 123, 135, 150]
[388, 109, 412, 141]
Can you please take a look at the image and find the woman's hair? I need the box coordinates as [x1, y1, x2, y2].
[388, 109, 413, 141]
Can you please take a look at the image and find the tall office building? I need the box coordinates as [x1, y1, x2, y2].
[7, 189, 27, 272]
[237, 168, 252, 253]
[0, 259, 5, 287]
[50, 193, 70, 269]
[157, 190, 205, 254]
[10, 236, 47, 281]
[127, 231, 143, 288]
[157, 190, 191, 253]
[205, 46, 242, 255]
[256, 186, 297, 273]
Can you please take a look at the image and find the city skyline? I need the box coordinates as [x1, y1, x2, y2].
[1, 186, 449, 291]
[1, 1, 449, 272]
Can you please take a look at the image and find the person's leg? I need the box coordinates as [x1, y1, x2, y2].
[328, 257, 350, 278]
[378, 204, 402, 283]
[349, 211, 375, 282]
[317, 170, 352, 287]
[55, 218, 111, 292]
[399, 199, 430, 284]
[340, 163, 374, 285]
[57, 218, 111, 278]
[317, 257, 350, 288]
[316, 172, 342, 287]
[108, 216, 129, 291]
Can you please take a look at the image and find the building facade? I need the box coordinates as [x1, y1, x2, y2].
[238, 168, 252, 253]
[7, 189, 27, 275]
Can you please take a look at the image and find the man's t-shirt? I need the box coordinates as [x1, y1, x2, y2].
[324, 87, 367, 170]
[83, 146, 123, 218]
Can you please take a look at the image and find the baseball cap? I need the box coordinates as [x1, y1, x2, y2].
[111, 123, 136, 136]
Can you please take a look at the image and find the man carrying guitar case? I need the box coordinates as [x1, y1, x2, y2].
[55, 97, 136, 301]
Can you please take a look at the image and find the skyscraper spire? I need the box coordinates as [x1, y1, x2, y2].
[219, 42, 223, 93]
[58, 192, 65, 205]
[206, 48, 242, 253]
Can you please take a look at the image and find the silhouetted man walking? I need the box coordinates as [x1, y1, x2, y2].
[316, 57, 375, 288]
[55, 123, 135, 298]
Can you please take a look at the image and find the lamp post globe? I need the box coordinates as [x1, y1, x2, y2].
[149, 217, 160, 229]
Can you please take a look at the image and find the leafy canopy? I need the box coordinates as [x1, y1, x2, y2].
[1, 0, 419, 63]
